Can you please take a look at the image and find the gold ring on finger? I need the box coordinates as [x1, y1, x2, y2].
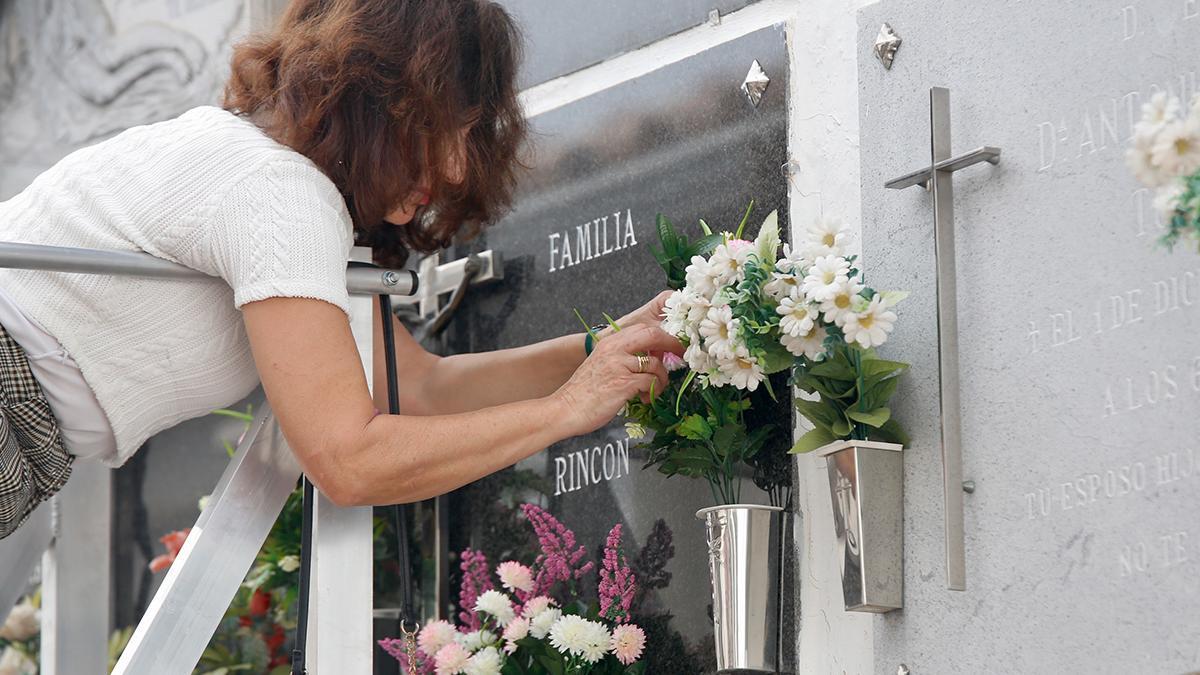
[636, 353, 650, 373]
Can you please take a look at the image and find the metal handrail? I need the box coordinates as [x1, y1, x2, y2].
[0, 242, 418, 296]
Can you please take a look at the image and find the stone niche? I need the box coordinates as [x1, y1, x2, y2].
[442, 25, 791, 671]
[857, 0, 1200, 672]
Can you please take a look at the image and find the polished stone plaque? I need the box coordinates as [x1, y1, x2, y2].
[445, 26, 788, 666]
[498, 0, 757, 87]
[857, 0, 1200, 671]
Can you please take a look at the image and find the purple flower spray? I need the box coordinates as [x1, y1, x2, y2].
[598, 524, 637, 623]
[520, 503, 594, 599]
[457, 548, 494, 630]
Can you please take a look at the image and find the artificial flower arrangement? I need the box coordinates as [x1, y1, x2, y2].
[1127, 92, 1200, 250]
[615, 204, 910, 484]
[0, 593, 39, 675]
[381, 504, 648, 675]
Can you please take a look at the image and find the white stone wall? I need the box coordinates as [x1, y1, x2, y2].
[520, 2, 876, 671]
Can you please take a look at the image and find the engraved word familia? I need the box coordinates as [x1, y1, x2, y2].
[547, 208, 638, 273]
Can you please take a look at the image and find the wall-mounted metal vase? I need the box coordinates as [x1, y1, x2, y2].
[696, 504, 787, 673]
[816, 440, 904, 612]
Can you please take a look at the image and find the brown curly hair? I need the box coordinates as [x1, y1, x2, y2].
[223, 0, 526, 267]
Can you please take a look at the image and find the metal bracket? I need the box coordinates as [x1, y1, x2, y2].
[393, 250, 504, 319]
[885, 87, 1001, 591]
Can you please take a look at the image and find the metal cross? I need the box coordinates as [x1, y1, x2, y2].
[885, 87, 1000, 591]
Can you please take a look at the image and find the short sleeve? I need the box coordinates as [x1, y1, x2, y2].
[200, 159, 354, 316]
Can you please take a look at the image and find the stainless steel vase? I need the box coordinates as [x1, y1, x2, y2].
[815, 440, 904, 612]
[696, 504, 787, 674]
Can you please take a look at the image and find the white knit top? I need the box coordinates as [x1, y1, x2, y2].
[0, 106, 355, 464]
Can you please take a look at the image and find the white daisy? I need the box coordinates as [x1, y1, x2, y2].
[776, 296, 818, 337]
[781, 326, 829, 361]
[474, 590, 515, 627]
[1153, 181, 1186, 217]
[660, 289, 689, 336]
[819, 279, 865, 326]
[683, 341, 714, 374]
[804, 218, 852, 260]
[529, 608, 561, 640]
[718, 347, 766, 392]
[842, 296, 898, 348]
[708, 239, 754, 286]
[1141, 91, 1182, 130]
[1151, 116, 1200, 176]
[684, 255, 719, 299]
[763, 271, 801, 301]
[464, 646, 504, 675]
[698, 304, 741, 359]
[1128, 132, 1171, 188]
[801, 255, 850, 302]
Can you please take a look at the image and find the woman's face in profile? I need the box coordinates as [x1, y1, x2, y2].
[384, 127, 471, 226]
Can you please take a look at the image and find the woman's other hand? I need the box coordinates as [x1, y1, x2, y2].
[552, 325, 684, 437]
[599, 290, 672, 337]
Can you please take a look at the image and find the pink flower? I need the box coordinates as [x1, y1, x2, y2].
[598, 524, 637, 623]
[521, 596, 555, 619]
[662, 351, 686, 372]
[418, 620, 458, 658]
[434, 642, 470, 675]
[610, 624, 646, 665]
[457, 549, 494, 630]
[496, 561, 534, 595]
[502, 616, 530, 649]
[378, 638, 434, 674]
[520, 504, 594, 599]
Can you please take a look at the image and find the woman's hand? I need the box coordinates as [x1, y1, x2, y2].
[598, 290, 673, 338]
[552, 324, 684, 437]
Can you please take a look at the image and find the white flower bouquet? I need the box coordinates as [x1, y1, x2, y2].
[1127, 92, 1200, 250]
[618, 204, 911, 498]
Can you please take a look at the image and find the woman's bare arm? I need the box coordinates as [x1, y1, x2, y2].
[243, 296, 679, 506]
[372, 291, 673, 415]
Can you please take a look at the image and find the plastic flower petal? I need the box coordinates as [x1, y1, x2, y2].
[781, 326, 829, 361]
[434, 642, 471, 675]
[842, 296, 897, 348]
[496, 562, 534, 594]
[419, 620, 459, 657]
[801, 256, 850, 302]
[610, 624, 647, 665]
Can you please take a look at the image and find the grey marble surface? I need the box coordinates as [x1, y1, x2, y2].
[498, 0, 758, 88]
[857, 0, 1200, 671]
[447, 25, 791, 663]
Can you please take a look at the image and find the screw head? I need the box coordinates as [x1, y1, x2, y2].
[382, 270, 401, 286]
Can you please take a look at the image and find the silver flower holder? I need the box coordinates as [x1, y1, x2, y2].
[696, 504, 788, 673]
[816, 440, 904, 612]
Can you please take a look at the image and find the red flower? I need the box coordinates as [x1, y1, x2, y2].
[264, 623, 286, 654]
[248, 589, 271, 617]
[148, 529, 191, 573]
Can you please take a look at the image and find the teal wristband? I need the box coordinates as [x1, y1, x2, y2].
[583, 325, 606, 355]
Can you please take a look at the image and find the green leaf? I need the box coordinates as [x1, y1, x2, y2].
[573, 307, 598, 339]
[692, 233, 723, 257]
[734, 199, 755, 239]
[846, 407, 892, 428]
[698, 218, 713, 236]
[790, 426, 836, 454]
[754, 210, 780, 261]
[211, 408, 254, 422]
[873, 418, 911, 446]
[759, 341, 796, 375]
[861, 374, 901, 411]
[794, 397, 840, 430]
[861, 358, 910, 379]
[678, 414, 713, 440]
[675, 369, 697, 415]
[656, 213, 678, 250]
[810, 359, 857, 381]
[832, 418, 852, 436]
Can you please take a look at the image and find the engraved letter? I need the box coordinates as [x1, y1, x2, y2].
[591, 447, 603, 484]
[576, 222, 593, 262]
[622, 209, 638, 248]
[1038, 121, 1059, 171]
[1122, 5, 1137, 40]
[554, 456, 569, 495]
[549, 233, 561, 273]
